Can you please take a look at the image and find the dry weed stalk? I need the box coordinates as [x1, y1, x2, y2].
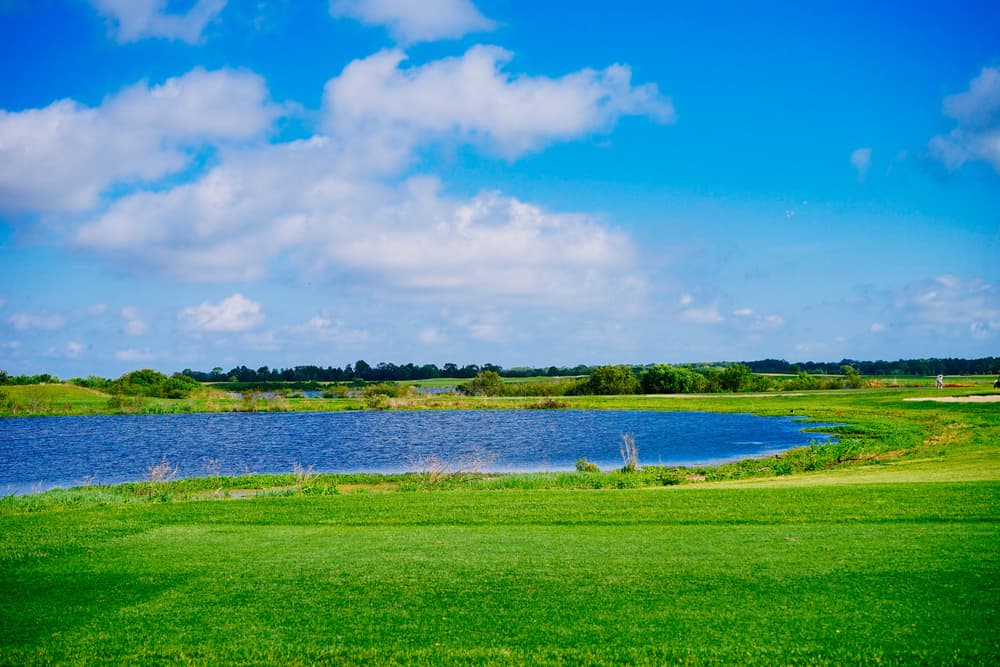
[620, 433, 639, 472]
[292, 462, 316, 486]
[148, 458, 178, 483]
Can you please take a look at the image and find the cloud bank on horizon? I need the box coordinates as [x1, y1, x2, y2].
[0, 0, 998, 376]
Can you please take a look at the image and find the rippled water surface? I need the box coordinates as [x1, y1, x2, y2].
[0, 410, 836, 493]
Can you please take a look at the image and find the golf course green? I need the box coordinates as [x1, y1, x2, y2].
[2, 385, 998, 665]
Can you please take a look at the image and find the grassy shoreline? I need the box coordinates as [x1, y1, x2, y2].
[2, 385, 998, 664]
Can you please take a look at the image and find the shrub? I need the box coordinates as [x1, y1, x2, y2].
[511, 379, 583, 397]
[362, 383, 411, 399]
[106, 395, 147, 413]
[109, 369, 200, 399]
[641, 365, 697, 394]
[365, 393, 390, 410]
[719, 363, 753, 392]
[528, 398, 569, 409]
[585, 365, 639, 395]
[575, 458, 600, 473]
[71, 375, 113, 391]
[321, 385, 349, 399]
[458, 370, 505, 397]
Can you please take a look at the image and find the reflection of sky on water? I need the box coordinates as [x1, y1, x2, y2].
[0, 411, 837, 494]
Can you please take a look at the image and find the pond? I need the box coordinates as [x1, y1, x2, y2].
[0, 410, 837, 494]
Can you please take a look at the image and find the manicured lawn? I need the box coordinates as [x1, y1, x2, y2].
[2, 383, 998, 663]
[2, 479, 998, 665]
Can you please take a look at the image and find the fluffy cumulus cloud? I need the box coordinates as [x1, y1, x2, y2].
[886, 275, 999, 341]
[325, 46, 674, 160]
[929, 67, 1000, 173]
[178, 294, 264, 332]
[329, 0, 495, 43]
[72, 50, 666, 306]
[0, 68, 280, 212]
[90, 0, 228, 43]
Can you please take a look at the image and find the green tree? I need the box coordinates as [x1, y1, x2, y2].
[719, 364, 753, 392]
[460, 370, 505, 397]
[585, 365, 639, 395]
[641, 365, 696, 394]
[841, 364, 864, 389]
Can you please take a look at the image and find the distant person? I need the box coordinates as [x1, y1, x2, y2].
[994, 376, 1000, 390]
[936, 374, 944, 389]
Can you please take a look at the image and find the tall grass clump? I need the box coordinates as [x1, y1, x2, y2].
[620, 433, 639, 472]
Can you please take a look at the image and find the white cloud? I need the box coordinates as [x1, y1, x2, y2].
[795, 341, 828, 354]
[121, 307, 150, 336]
[681, 305, 724, 325]
[418, 327, 447, 344]
[324, 46, 674, 160]
[887, 275, 998, 341]
[449, 310, 513, 343]
[90, 0, 228, 43]
[243, 316, 370, 350]
[178, 294, 264, 332]
[850, 147, 872, 182]
[115, 348, 155, 362]
[66, 341, 85, 359]
[54, 50, 667, 313]
[870, 322, 886, 333]
[732, 308, 784, 330]
[0, 68, 280, 212]
[330, 0, 495, 43]
[929, 67, 1000, 173]
[9, 312, 66, 331]
[76, 144, 641, 306]
[287, 316, 370, 344]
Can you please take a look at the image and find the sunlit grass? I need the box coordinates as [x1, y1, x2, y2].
[2, 380, 998, 663]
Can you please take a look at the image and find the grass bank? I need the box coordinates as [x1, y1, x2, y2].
[1, 479, 997, 664]
[1, 386, 999, 664]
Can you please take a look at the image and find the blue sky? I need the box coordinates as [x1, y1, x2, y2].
[1, 0, 998, 378]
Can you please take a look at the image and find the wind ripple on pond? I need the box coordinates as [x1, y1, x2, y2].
[0, 411, 837, 494]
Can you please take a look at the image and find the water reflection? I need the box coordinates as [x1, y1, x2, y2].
[0, 410, 836, 494]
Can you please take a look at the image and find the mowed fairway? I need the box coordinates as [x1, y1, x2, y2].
[2, 479, 998, 665]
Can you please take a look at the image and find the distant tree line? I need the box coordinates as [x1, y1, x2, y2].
[177, 357, 1000, 385]
[743, 357, 1000, 376]
[458, 363, 863, 397]
[1, 357, 997, 390]
[178, 362, 595, 384]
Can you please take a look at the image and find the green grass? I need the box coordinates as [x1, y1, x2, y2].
[2, 382, 999, 664]
[1, 481, 998, 665]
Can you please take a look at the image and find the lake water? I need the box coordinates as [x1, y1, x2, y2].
[0, 410, 836, 494]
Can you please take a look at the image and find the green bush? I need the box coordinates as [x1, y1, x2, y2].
[106, 395, 147, 413]
[574, 458, 600, 473]
[109, 369, 200, 398]
[641, 365, 697, 394]
[458, 371, 505, 397]
[584, 365, 639, 395]
[362, 383, 410, 399]
[321, 385, 349, 399]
